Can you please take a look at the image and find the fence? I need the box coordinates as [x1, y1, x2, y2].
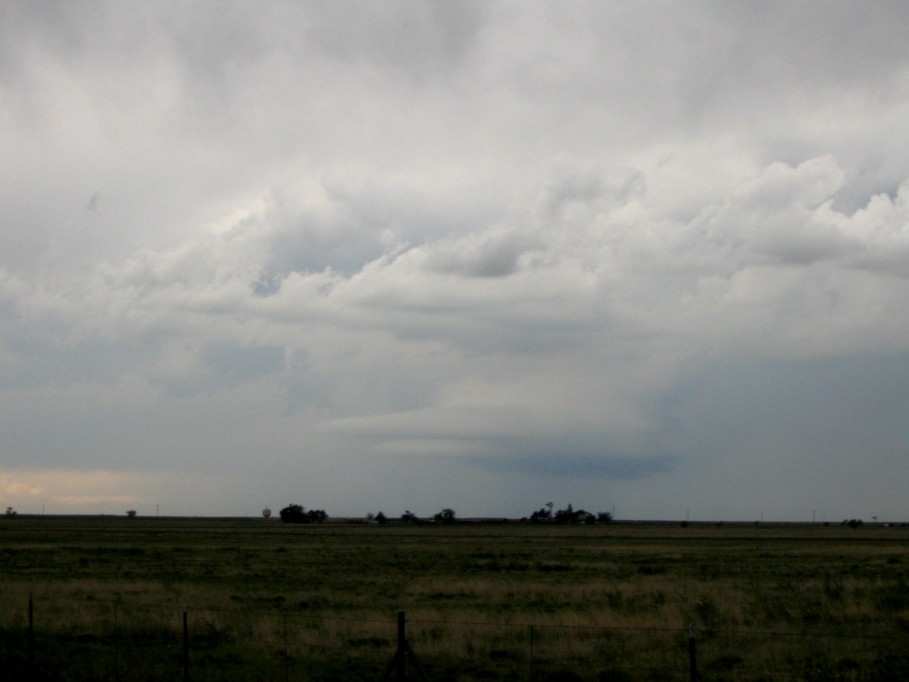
[3, 594, 908, 681]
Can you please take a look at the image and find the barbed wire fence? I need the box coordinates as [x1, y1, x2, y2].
[3, 593, 908, 681]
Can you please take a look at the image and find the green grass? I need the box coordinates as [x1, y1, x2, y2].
[2, 517, 909, 680]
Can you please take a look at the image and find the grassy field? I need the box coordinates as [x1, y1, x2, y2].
[2, 516, 909, 681]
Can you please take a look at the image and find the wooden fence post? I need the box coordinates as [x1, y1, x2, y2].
[382, 611, 428, 682]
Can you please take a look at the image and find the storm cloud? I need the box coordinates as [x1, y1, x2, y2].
[2, 1, 908, 520]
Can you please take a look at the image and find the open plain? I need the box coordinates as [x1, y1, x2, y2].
[2, 516, 909, 681]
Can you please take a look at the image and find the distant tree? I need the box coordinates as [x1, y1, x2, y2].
[553, 503, 572, 524]
[5, 506, 17, 518]
[126, 509, 137, 519]
[433, 508, 456, 524]
[554, 504, 589, 524]
[401, 510, 418, 523]
[375, 511, 388, 524]
[529, 506, 552, 523]
[597, 511, 613, 524]
[279, 504, 328, 524]
[280, 504, 306, 523]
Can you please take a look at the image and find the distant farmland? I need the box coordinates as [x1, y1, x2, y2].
[2, 516, 908, 680]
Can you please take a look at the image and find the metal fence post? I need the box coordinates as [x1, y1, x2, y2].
[28, 592, 34, 672]
[183, 605, 190, 682]
[688, 624, 697, 682]
[283, 613, 289, 682]
[113, 601, 119, 681]
[397, 611, 406, 681]
[529, 624, 535, 682]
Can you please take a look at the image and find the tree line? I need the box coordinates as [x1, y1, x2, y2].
[276, 503, 613, 525]
[527, 502, 613, 524]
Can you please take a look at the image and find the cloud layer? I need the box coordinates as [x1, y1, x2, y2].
[2, 2, 909, 520]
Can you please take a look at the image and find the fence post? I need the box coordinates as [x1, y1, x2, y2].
[283, 613, 289, 682]
[28, 592, 34, 672]
[529, 624, 535, 682]
[397, 611, 406, 681]
[382, 610, 428, 682]
[182, 605, 190, 682]
[688, 624, 697, 682]
[113, 602, 119, 682]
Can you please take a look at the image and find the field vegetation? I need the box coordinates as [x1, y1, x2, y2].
[2, 516, 909, 680]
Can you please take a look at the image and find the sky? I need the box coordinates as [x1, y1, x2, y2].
[2, 1, 909, 521]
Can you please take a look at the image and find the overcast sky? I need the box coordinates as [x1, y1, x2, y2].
[3, 1, 909, 520]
